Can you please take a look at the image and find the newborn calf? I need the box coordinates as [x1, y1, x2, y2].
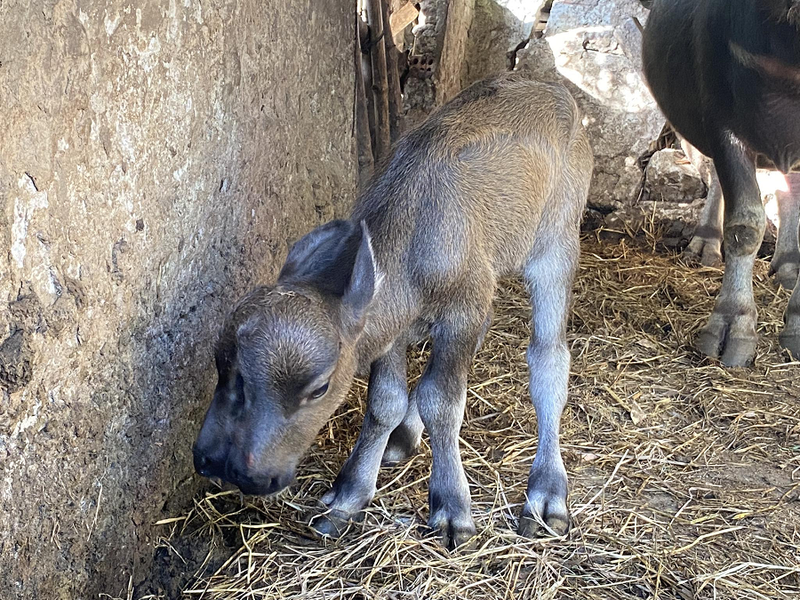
[193, 72, 593, 549]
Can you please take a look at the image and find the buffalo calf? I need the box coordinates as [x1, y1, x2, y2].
[193, 73, 593, 548]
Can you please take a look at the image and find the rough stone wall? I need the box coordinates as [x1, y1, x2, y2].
[516, 0, 664, 209]
[462, 0, 549, 87]
[463, 0, 525, 86]
[0, 1, 356, 598]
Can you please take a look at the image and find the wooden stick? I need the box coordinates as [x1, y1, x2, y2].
[365, 0, 391, 161]
[358, 13, 378, 162]
[355, 11, 374, 190]
[382, 0, 404, 142]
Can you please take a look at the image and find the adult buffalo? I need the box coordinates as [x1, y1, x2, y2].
[642, 0, 800, 364]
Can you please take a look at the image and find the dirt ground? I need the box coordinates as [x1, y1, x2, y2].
[135, 236, 800, 600]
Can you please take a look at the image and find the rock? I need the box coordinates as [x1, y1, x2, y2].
[600, 200, 706, 248]
[463, 0, 545, 86]
[645, 149, 706, 202]
[515, 0, 665, 208]
[0, 1, 356, 598]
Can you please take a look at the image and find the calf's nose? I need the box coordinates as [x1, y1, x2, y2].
[193, 452, 210, 477]
[193, 447, 222, 479]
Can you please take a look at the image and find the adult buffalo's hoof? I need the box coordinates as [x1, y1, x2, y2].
[684, 235, 723, 267]
[779, 332, 800, 360]
[696, 309, 758, 367]
[769, 261, 799, 291]
[696, 331, 757, 367]
[310, 508, 360, 539]
[428, 509, 477, 551]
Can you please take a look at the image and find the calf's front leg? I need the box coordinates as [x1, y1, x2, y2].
[313, 341, 408, 537]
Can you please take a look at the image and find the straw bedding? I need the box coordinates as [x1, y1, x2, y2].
[148, 236, 800, 600]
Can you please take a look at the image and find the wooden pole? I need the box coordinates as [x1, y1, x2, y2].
[358, 13, 378, 163]
[365, 0, 391, 161]
[355, 10, 374, 190]
[382, 0, 404, 142]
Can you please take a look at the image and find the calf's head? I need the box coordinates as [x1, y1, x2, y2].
[193, 220, 378, 495]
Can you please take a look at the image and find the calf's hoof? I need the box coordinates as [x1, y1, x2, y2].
[684, 236, 723, 268]
[428, 489, 476, 550]
[769, 263, 799, 291]
[428, 509, 476, 551]
[519, 464, 570, 538]
[310, 508, 362, 539]
[518, 511, 570, 538]
[313, 477, 373, 539]
[518, 489, 570, 539]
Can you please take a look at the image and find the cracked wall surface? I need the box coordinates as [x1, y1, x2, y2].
[0, 1, 355, 598]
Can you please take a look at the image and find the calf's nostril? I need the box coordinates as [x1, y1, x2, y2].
[194, 453, 210, 475]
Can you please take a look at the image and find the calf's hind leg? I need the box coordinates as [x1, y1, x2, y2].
[518, 240, 575, 538]
[414, 302, 491, 550]
[683, 138, 724, 267]
[382, 310, 493, 466]
[685, 166, 724, 267]
[769, 173, 800, 291]
[779, 175, 800, 357]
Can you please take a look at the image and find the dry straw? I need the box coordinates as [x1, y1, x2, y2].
[153, 237, 800, 600]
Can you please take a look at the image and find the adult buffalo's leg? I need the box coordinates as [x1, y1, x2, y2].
[769, 173, 800, 290]
[696, 134, 764, 366]
[685, 167, 725, 267]
[778, 174, 800, 357]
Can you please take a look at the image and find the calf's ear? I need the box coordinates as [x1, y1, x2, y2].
[279, 220, 379, 322]
[342, 221, 378, 324]
[279, 220, 355, 287]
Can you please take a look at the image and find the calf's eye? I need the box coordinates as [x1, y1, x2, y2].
[309, 382, 329, 400]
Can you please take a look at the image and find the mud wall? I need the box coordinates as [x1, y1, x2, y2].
[0, 0, 356, 598]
